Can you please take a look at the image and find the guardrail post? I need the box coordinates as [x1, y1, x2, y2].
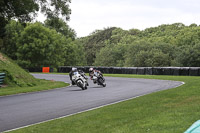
[0, 73, 6, 87]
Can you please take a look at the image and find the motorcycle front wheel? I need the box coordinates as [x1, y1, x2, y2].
[102, 83, 106, 87]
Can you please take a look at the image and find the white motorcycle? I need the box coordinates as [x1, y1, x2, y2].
[72, 71, 88, 90]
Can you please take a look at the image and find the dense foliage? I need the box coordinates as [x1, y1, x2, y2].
[1, 1, 200, 68]
[1, 20, 200, 68]
[79, 23, 200, 67]
[0, 20, 86, 69]
[1, 20, 24, 60]
[0, 0, 88, 70]
[17, 22, 66, 68]
[81, 27, 117, 65]
[44, 18, 76, 40]
[0, 0, 71, 38]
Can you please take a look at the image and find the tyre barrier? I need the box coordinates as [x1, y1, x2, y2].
[58, 66, 200, 76]
[28, 68, 54, 72]
[0, 73, 6, 87]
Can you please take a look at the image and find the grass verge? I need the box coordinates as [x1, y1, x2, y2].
[0, 80, 69, 96]
[8, 74, 200, 133]
[0, 52, 69, 96]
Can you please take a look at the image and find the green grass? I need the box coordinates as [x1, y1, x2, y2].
[0, 80, 68, 96]
[0, 52, 38, 87]
[8, 74, 200, 133]
[0, 53, 69, 96]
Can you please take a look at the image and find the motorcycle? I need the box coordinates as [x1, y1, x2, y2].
[72, 71, 88, 90]
[92, 71, 106, 87]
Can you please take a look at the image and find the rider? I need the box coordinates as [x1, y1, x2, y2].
[69, 67, 78, 85]
[89, 67, 102, 84]
[69, 67, 89, 86]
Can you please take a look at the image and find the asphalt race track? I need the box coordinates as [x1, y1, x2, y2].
[0, 74, 183, 132]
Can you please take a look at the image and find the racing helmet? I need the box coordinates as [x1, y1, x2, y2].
[89, 67, 94, 72]
[72, 67, 77, 71]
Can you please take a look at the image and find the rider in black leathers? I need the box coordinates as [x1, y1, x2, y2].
[89, 67, 102, 84]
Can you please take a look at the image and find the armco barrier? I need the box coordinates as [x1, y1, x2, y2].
[57, 66, 200, 76]
[0, 73, 6, 87]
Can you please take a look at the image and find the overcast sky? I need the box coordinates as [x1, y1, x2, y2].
[44, 0, 200, 37]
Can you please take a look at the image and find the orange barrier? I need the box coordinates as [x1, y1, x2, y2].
[42, 67, 50, 73]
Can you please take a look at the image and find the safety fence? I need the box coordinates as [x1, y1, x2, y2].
[0, 73, 6, 87]
[58, 66, 200, 76]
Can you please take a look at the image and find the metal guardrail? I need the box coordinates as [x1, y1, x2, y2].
[0, 73, 6, 87]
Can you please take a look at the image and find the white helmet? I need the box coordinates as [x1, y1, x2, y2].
[89, 67, 94, 72]
[72, 67, 77, 71]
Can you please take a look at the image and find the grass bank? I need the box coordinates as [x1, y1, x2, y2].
[0, 53, 69, 96]
[8, 74, 200, 133]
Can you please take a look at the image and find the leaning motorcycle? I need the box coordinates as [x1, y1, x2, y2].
[93, 72, 106, 87]
[72, 71, 88, 90]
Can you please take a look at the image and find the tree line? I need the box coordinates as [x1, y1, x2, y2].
[1, 21, 200, 69]
[0, 0, 86, 70]
[79, 23, 200, 67]
[1, 1, 200, 68]
[0, 19, 87, 69]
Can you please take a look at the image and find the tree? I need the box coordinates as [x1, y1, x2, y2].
[63, 39, 87, 66]
[94, 45, 116, 67]
[109, 28, 129, 44]
[153, 43, 177, 62]
[81, 27, 117, 65]
[133, 49, 170, 67]
[124, 41, 172, 67]
[17, 22, 65, 68]
[0, 0, 39, 37]
[0, 0, 71, 38]
[44, 17, 76, 40]
[0, 20, 24, 60]
[175, 27, 200, 46]
[94, 43, 126, 67]
[124, 41, 152, 66]
[175, 43, 200, 67]
[38, 0, 71, 21]
[78, 23, 200, 67]
[72, 40, 87, 66]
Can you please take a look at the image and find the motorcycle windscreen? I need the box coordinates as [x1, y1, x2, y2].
[73, 72, 78, 75]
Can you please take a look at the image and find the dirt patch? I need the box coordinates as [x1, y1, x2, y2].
[0, 84, 8, 88]
[0, 53, 7, 62]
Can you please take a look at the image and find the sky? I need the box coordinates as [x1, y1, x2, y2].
[38, 0, 200, 37]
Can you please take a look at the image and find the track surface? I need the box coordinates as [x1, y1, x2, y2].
[0, 74, 183, 132]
